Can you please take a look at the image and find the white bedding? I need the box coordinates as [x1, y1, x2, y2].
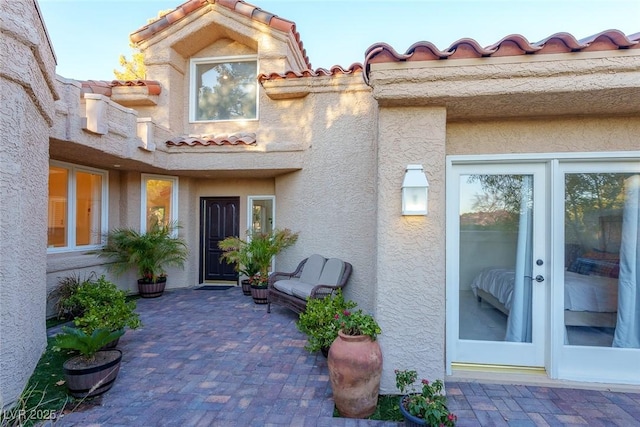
[470, 268, 618, 313]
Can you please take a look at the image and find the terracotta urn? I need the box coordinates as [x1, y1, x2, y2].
[328, 330, 383, 418]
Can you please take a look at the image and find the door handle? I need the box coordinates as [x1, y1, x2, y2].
[525, 275, 545, 282]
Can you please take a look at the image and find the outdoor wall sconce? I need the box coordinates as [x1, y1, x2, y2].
[402, 164, 429, 215]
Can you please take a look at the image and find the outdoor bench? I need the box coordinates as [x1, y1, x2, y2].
[267, 254, 352, 314]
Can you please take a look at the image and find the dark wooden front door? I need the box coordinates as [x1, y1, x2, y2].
[200, 197, 239, 282]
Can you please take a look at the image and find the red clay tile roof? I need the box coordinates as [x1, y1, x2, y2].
[363, 30, 640, 83]
[80, 80, 113, 96]
[258, 63, 363, 82]
[130, 0, 311, 69]
[80, 80, 162, 97]
[166, 133, 257, 146]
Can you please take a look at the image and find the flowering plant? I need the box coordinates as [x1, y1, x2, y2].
[333, 309, 381, 340]
[249, 273, 269, 287]
[395, 369, 457, 426]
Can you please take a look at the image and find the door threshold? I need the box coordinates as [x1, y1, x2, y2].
[201, 281, 237, 286]
[448, 364, 639, 393]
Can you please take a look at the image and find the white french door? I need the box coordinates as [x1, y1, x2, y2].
[446, 162, 548, 368]
[552, 161, 640, 384]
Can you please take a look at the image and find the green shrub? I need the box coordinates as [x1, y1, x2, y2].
[54, 327, 125, 361]
[297, 290, 357, 353]
[66, 275, 141, 333]
[48, 272, 97, 320]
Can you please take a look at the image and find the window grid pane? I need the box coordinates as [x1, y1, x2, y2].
[48, 166, 68, 248]
[146, 179, 173, 231]
[75, 171, 102, 246]
[195, 60, 257, 121]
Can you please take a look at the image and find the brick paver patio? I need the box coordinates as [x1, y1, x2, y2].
[49, 288, 640, 426]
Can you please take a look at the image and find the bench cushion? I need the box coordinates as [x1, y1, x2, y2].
[273, 279, 301, 296]
[298, 254, 326, 285]
[291, 282, 317, 299]
[318, 258, 345, 286]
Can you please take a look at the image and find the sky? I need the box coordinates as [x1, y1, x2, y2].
[38, 0, 639, 81]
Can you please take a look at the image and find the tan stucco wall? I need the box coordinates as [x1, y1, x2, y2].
[272, 80, 378, 312]
[375, 107, 448, 393]
[0, 0, 57, 409]
[447, 116, 640, 155]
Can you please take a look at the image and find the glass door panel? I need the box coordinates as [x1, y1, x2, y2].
[450, 164, 546, 368]
[555, 164, 640, 384]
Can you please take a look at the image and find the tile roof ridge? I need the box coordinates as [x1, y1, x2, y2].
[363, 29, 640, 84]
[533, 31, 587, 50]
[129, 0, 311, 69]
[166, 132, 257, 146]
[79, 80, 114, 96]
[111, 79, 162, 95]
[446, 37, 496, 57]
[577, 29, 639, 48]
[485, 34, 541, 54]
[258, 63, 363, 81]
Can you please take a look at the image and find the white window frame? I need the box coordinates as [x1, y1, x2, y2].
[247, 195, 276, 271]
[141, 174, 179, 233]
[247, 195, 276, 233]
[47, 160, 108, 253]
[189, 55, 259, 123]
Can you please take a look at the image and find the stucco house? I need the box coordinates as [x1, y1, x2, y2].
[1, 0, 639, 410]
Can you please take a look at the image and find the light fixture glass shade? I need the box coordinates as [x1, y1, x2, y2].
[402, 165, 429, 215]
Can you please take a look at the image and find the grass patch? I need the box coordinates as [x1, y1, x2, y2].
[0, 338, 74, 426]
[333, 394, 404, 422]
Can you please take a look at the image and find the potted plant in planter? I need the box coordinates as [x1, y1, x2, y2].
[296, 290, 356, 357]
[219, 228, 298, 304]
[328, 308, 382, 419]
[98, 221, 188, 298]
[62, 275, 141, 347]
[54, 327, 125, 398]
[218, 235, 260, 296]
[395, 369, 457, 426]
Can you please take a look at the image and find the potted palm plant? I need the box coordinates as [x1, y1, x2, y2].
[98, 221, 188, 298]
[219, 228, 298, 304]
[218, 235, 260, 296]
[54, 327, 125, 398]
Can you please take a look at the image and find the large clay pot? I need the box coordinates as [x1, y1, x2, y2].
[137, 276, 167, 298]
[328, 330, 383, 418]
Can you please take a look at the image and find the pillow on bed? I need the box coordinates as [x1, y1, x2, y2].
[567, 249, 620, 278]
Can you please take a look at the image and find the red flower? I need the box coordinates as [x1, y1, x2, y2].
[422, 379, 429, 385]
[343, 310, 350, 316]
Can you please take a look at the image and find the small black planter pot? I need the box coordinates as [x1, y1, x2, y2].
[137, 276, 167, 298]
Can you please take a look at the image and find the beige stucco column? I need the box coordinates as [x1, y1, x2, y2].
[375, 106, 447, 393]
[0, 0, 58, 409]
